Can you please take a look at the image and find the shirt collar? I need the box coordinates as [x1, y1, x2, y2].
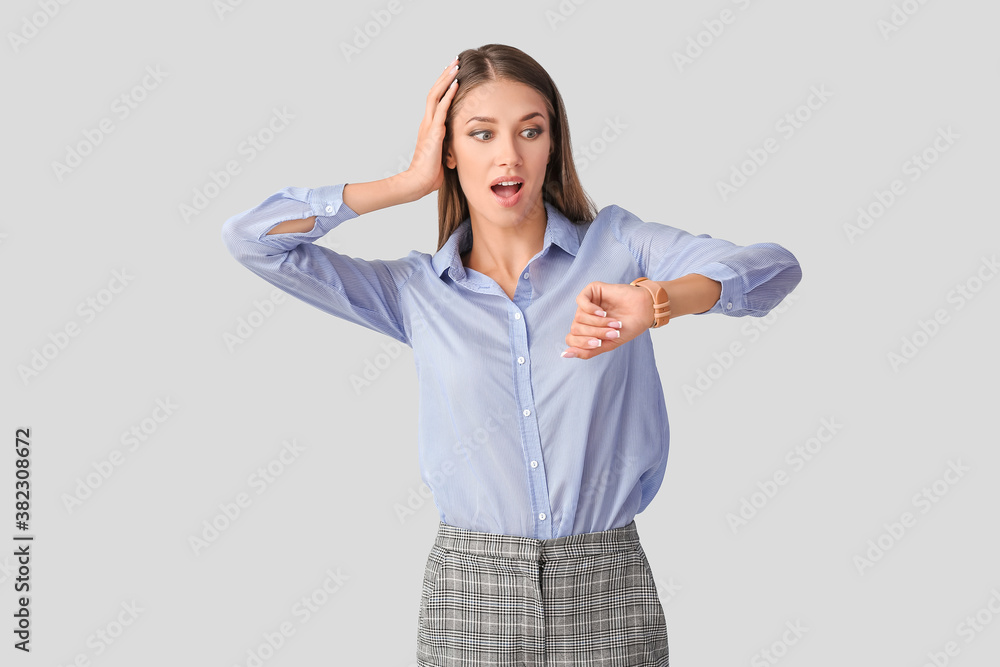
[431, 200, 582, 280]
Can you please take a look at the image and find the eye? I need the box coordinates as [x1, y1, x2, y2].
[469, 127, 544, 141]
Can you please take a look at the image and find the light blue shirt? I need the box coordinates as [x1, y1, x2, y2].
[221, 183, 802, 539]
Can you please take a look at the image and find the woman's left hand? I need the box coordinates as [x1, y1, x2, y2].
[560, 281, 655, 359]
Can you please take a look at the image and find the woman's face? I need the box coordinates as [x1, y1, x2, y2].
[445, 80, 552, 228]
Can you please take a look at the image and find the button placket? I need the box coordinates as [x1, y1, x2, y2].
[509, 304, 552, 538]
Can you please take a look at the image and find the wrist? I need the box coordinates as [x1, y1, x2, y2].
[652, 274, 721, 317]
[388, 172, 421, 205]
[630, 277, 671, 328]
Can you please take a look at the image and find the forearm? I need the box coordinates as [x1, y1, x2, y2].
[264, 174, 419, 235]
[654, 274, 721, 319]
[343, 173, 422, 216]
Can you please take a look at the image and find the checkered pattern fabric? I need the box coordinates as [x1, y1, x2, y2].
[416, 519, 669, 666]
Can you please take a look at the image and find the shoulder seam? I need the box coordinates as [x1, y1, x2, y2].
[604, 204, 644, 272]
[397, 249, 426, 293]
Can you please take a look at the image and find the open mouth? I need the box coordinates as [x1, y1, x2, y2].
[490, 182, 523, 198]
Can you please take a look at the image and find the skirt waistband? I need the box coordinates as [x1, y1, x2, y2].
[433, 520, 641, 562]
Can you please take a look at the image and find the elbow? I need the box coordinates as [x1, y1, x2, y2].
[781, 258, 803, 295]
[220, 215, 289, 275]
[766, 251, 803, 307]
[220, 219, 242, 262]
[765, 243, 803, 296]
[735, 248, 803, 317]
[220, 214, 258, 267]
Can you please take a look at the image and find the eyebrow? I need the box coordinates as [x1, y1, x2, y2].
[465, 112, 544, 125]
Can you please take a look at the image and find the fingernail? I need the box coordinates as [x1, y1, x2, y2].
[595, 309, 606, 317]
[561, 350, 577, 358]
[588, 338, 601, 347]
[609, 320, 622, 329]
[605, 329, 620, 339]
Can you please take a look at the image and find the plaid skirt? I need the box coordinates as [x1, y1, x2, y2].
[416, 519, 669, 666]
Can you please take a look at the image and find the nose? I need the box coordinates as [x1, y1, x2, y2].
[494, 133, 522, 168]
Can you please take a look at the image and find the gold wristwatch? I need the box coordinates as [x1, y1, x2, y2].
[629, 277, 671, 328]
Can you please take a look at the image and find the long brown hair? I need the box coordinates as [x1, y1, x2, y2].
[436, 44, 597, 251]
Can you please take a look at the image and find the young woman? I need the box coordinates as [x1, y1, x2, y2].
[222, 43, 801, 667]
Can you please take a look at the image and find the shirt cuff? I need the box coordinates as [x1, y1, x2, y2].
[253, 183, 360, 246]
[307, 184, 360, 234]
[688, 262, 743, 315]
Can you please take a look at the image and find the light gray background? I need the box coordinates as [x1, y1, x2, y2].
[3, 0, 999, 664]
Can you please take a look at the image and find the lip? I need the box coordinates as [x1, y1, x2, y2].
[489, 176, 524, 208]
[490, 177, 524, 208]
[489, 175, 524, 187]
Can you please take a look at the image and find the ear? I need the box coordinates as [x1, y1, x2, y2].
[445, 145, 456, 169]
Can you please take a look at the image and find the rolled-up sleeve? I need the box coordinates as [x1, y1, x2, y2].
[610, 205, 802, 317]
[220, 183, 418, 345]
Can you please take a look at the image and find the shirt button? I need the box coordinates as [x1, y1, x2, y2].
[530, 460, 538, 468]
[523, 271, 529, 279]
[325, 205, 334, 214]
[726, 302, 733, 310]
[538, 513, 546, 520]
[523, 409, 530, 417]
[518, 356, 525, 364]
[514, 312, 521, 320]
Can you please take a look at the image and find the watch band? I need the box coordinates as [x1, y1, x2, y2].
[629, 277, 671, 328]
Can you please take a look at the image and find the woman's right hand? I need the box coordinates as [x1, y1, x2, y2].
[401, 57, 460, 200]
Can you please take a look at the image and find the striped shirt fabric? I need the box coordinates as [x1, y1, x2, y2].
[221, 183, 802, 539]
